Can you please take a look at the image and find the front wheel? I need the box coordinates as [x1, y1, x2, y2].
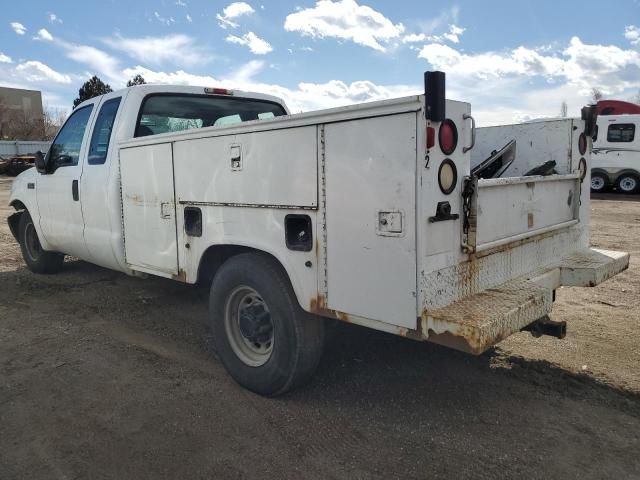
[209, 253, 325, 396]
[18, 211, 64, 274]
[617, 174, 639, 194]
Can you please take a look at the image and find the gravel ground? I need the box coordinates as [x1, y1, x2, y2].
[1, 175, 639, 479]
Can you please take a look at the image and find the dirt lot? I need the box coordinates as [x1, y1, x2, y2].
[1, 175, 639, 479]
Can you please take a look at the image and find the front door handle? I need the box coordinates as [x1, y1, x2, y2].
[72, 180, 79, 201]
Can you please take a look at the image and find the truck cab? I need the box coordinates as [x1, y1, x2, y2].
[8, 85, 289, 273]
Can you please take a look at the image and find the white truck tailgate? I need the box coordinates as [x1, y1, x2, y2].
[463, 174, 581, 253]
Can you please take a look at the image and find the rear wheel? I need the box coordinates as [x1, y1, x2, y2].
[209, 253, 324, 396]
[18, 211, 64, 274]
[617, 174, 639, 194]
[590, 173, 607, 193]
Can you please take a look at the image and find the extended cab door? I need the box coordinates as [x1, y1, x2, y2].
[80, 92, 126, 269]
[37, 102, 96, 258]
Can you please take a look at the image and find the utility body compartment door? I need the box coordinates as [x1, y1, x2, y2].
[120, 143, 179, 277]
[324, 113, 417, 328]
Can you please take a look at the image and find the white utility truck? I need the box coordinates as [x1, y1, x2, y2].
[590, 112, 639, 194]
[8, 71, 629, 395]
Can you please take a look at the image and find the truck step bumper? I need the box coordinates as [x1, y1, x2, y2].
[560, 248, 630, 287]
[421, 248, 629, 355]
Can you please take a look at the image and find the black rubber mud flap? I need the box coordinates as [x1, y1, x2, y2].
[8, 211, 23, 241]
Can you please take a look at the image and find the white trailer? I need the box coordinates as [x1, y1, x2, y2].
[590, 113, 639, 194]
[7, 72, 629, 395]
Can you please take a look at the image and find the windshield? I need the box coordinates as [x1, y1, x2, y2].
[135, 94, 287, 137]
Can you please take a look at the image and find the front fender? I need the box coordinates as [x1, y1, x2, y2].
[8, 168, 52, 251]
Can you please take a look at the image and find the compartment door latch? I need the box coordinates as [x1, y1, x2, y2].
[230, 144, 242, 171]
[377, 210, 404, 236]
[160, 202, 173, 219]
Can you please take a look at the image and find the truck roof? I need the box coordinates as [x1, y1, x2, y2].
[76, 84, 289, 113]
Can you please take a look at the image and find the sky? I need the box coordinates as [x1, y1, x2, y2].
[1, 0, 639, 125]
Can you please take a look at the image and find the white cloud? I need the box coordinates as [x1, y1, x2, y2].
[3, 23, 636, 131]
[122, 62, 417, 113]
[226, 32, 273, 55]
[61, 42, 121, 83]
[284, 0, 404, 52]
[186, 14, 193, 23]
[154, 12, 176, 26]
[562, 36, 640, 94]
[217, 2, 255, 29]
[227, 59, 265, 82]
[35, 28, 54, 41]
[176, 0, 187, 6]
[404, 24, 465, 45]
[103, 34, 207, 67]
[417, 5, 460, 38]
[625, 25, 639, 45]
[48, 13, 62, 24]
[402, 33, 427, 44]
[415, 34, 640, 124]
[0, 52, 12, 63]
[10, 22, 27, 35]
[417, 36, 640, 93]
[443, 24, 465, 44]
[15, 60, 72, 84]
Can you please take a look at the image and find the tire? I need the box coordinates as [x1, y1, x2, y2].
[18, 211, 64, 274]
[616, 174, 639, 194]
[209, 252, 324, 396]
[590, 173, 607, 193]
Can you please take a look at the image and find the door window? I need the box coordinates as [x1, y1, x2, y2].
[88, 97, 122, 165]
[49, 105, 94, 169]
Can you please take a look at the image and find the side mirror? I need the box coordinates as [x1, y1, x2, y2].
[34, 151, 46, 173]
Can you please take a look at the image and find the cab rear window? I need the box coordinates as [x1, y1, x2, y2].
[135, 94, 287, 137]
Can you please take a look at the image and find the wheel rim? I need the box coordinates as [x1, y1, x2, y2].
[619, 176, 637, 192]
[24, 221, 42, 262]
[591, 176, 605, 191]
[224, 286, 274, 367]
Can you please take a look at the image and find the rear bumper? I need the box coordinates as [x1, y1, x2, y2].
[421, 248, 629, 354]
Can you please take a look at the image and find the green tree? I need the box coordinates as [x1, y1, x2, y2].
[73, 76, 113, 108]
[127, 74, 147, 87]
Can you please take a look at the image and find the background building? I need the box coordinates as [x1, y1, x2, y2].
[0, 87, 45, 140]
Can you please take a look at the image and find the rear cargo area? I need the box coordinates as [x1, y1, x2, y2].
[119, 96, 629, 354]
[418, 117, 629, 353]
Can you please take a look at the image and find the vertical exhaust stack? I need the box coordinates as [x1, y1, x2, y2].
[424, 71, 446, 122]
[581, 104, 598, 138]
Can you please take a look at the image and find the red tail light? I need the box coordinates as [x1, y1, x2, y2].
[439, 119, 458, 155]
[205, 87, 232, 95]
[578, 133, 587, 155]
[426, 127, 435, 149]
